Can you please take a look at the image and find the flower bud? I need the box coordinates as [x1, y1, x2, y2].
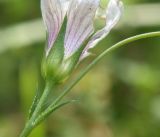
[41, 19, 83, 84]
[41, 0, 123, 84]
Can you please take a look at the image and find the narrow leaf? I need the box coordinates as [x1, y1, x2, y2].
[34, 100, 78, 126]
[28, 85, 42, 119]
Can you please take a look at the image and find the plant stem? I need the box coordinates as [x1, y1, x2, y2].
[19, 81, 53, 137]
[34, 31, 160, 125]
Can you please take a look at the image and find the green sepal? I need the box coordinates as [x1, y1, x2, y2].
[66, 34, 94, 70]
[60, 45, 85, 76]
[42, 17, 67, 82]
[57, 35, 93, 82]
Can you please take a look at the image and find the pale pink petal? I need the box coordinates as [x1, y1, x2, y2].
[64, 0, 100, 59]
[41, 0, 69, 56]
[81, 0, 123, 59]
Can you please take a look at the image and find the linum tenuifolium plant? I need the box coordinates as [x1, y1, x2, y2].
[19, 0, 160, 137]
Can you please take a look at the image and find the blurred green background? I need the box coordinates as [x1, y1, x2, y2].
[0, 0, 160, 137]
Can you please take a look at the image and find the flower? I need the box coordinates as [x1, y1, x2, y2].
[41, 0, 123, 83]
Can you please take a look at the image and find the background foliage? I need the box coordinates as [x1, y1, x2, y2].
[0, 0, 160, 137]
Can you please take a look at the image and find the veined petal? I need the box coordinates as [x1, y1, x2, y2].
[41, 0, 70, 55]
[81, 0, 123, 59]
[64, 0, 100, 59]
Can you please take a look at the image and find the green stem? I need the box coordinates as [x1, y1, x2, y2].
[19, 81, 53, 137]
[34, 31, 160, 125]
